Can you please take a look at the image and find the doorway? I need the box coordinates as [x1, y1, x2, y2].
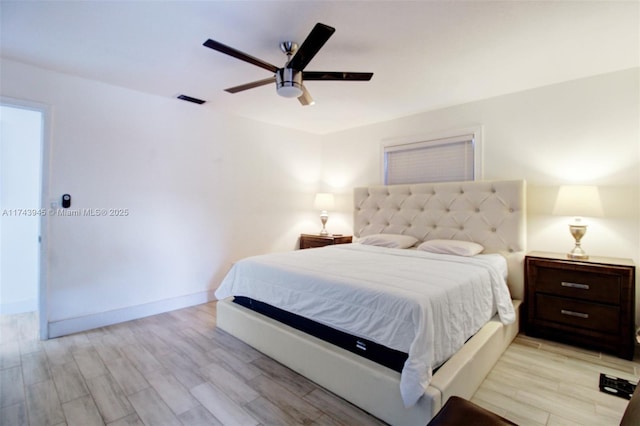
[0, 99, 49, 340]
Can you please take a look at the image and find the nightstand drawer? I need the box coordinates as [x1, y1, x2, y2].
[302, 239, 331, 249]
[299, 234, 353, 249]
[535, 294, 620, 334]
[534, 266, 620, 304]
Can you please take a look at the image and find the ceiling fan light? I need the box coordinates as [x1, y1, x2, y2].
[278, 85, 303, 98]
[276, 68, 303, 98]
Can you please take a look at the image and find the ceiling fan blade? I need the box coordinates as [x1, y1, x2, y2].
[303, 71, 373, 81]
[287, 23, 335, 71]
[225, 77, 276, 94]
[298, 85, 315, 106]
[203, 39, 279, 73]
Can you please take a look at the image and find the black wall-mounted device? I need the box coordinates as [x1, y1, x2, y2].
[62, 194, 71, 208]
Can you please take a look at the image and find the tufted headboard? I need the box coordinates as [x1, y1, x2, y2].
[353, 180, 527, 298]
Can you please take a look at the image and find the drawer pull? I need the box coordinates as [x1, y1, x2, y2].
[561, 281, 589, 290]
[561, 309, 589, 319]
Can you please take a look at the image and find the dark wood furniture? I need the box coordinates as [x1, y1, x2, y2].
[426, 396, 516, 426]
[299, 234, 352, 249]
[525, 251, 635, 360]
[621, 384, 640, 426]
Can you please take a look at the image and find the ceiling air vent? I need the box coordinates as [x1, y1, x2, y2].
[177, 94, 206, 104]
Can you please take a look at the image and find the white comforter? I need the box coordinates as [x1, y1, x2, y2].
[214, 244, 515, 407]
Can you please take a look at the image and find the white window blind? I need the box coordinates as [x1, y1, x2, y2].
[384, 134, 476, 185]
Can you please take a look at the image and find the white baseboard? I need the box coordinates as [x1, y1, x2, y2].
[0, 298, 38, 315]
[47, 290, 216, 338]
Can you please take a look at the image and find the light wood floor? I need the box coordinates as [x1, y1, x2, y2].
[1, 302, 637, 425]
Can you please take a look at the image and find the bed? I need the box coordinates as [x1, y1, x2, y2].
[215, 179, 526, 425]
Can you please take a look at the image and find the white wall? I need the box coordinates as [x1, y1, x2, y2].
[320, 68, 640, 319]
[2, 56, 638, 334]
[0, 59, 323, 336]
[0, 105, 42, 314]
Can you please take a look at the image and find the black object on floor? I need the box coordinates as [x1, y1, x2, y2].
[599, 373, 637, 400]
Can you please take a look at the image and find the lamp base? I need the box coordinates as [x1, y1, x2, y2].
[319, 211, 329, 236]
[567, 223, 589, 260]
[567, 252, 589, 260]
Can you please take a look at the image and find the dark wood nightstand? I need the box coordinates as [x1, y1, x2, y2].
[524, 251, 636, 359]
[299, 234, 352, 249]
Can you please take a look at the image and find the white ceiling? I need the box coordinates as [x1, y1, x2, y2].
[1, 1, 638, 134]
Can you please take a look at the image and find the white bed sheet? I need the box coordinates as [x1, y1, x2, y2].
[214, 244, 515, 407]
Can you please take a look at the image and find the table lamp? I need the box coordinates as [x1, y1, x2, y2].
[314, 193, 335, 236]
[552, 185, 603, 260]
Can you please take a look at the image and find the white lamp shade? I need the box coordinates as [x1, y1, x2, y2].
[553, 186, 604, 218]
[314, 193, 335, 210]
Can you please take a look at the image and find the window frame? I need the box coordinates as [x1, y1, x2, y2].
[380, 126, 484, 185]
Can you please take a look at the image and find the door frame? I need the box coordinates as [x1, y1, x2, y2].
[1, 96, 52, 340]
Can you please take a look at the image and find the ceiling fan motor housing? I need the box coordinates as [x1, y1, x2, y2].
[276, 68, 303, 98]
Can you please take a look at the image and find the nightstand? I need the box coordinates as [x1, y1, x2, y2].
[299, 234, 353, 249]
[524, 251, 636, 359]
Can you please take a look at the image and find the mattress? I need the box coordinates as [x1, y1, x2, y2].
[215, 243, 515, 406]
[233, 296, 409, 372]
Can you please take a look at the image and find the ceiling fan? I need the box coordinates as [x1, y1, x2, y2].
[203, 23, 373, 106]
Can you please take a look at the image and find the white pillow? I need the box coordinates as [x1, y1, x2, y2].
[417, 239, 484, 256]
[358, 234, 418, 249]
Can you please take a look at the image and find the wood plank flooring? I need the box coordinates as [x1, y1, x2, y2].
[1, 303, 638, 425]
[471, 334, 639, 425]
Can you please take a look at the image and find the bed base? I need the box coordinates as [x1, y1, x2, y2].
[217, 298, 521, 425]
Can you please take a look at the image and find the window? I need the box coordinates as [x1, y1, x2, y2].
[382, 128, 482, 185]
